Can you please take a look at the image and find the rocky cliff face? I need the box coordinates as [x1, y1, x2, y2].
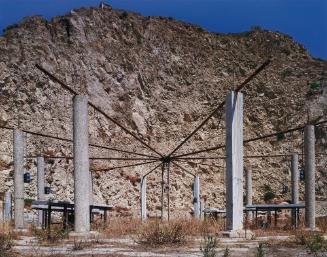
[0, 5, 326, 218]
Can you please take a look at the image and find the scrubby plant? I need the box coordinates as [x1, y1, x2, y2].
[72, 239, 88, 251]
[264, 191, 276, 202]
[256, 243, 265, 257]
[32, 225, 68, 244]
[263, 184, 276, 202]
[281, 68, 292, 78]
[136, 220, 187, 246]
[305, 233, 327, 256]
[200, 235, 218, 257]
[223, 247, 230, 257]
[3, 23, 19, 35]
[119, 11, 128, 19]
[294, 230, 327, 256]
[0, 233, 14, 257]
[309, 82, 321, 90]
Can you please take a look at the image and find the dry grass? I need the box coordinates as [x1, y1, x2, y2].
[246, 215, 304, 237]
[135, 219, 188, 246]
[31, 225, 68, 244]
[98, 217, 224, 239]
[248, 215, 327, 238]
[23, 254, 125, 257]
[97, 217, 142, 238]
[0, 231, 18, 257]
[317, 216, 327, 233]
[100, 218, 224, 247]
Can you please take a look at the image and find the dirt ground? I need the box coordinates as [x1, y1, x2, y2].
[10, 235, 318, 257]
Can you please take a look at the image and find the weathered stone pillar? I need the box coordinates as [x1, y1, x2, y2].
[89, 172, 93, 205]
[13, 129, 25, 231]
[245, 167, 253, 220]
[225, 91, 244, 233]
[245, 167, 252, 206]
[37, 155, 45, 228]
[304, 125, 315, 229]
[193, 176, 201, 219]
[291, 153, 299, 226]
[291, 153, 299, 204]
[0, 200, 3, 222]
[141, 176, 147, 221]
[4, 191, 11, 221]
[72, 95, 91, 235]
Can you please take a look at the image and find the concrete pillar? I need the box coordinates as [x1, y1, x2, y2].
[161, 164, 164, 220]
[37, 156, 45, 228]
[141, 176, 147, 221]
[89, 172, 93, 205]
[291, 153, 299, 204]
[193, 176, 201, 220]
[245, 167, 252, 206]
[304, 125, 315, 229]
[245, 167, 253, 221]
[72, 95, 91, 235]
[13, 129, 25, 230]
[291, 153, 299, 227]
[4, 191, 11, 221]
[225, 91, 244, 232]
[0, 200, 3, 222]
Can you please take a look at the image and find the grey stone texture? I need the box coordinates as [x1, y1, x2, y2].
[304, 125, 316, 229]
[193, 176, 201, 219]
[141, 176, 147, 220]
[73, 95, 91, 234]
[13, 129, 25, 230]
[225, 91, 244, 231]
[37, 155, 45, 228]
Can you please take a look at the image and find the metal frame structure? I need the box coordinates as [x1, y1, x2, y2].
[2, 57, 326, 223]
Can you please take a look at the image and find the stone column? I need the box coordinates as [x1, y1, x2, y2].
[89, 172, 93, 205]
[13, 129, 25, 231]
[193, 176, 201, 220]
[141, 176, 147, 221]
[245, 167, 253, 220]
[304, 125, 315, 229]
[225, 91, 244, 233]
[4, 191, 11, 221]
[72, 95, 91, 235]
[245, 167, 252, 206]
[161, 164, 164, 220]
[0, 200, 3, 222]
[37, 155, 45, 228]
[291, 153, 299, 226]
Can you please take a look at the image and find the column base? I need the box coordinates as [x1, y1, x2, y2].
[68, 230, 99, 239]
[220, 229, 254, 239]
[13, 228, 29, 233]
[303, 227, 321, 232]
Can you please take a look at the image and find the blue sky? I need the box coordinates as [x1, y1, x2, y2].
[0, 0, 326, 59]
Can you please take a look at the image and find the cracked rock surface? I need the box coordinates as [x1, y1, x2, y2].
[0, 5, 326, 218]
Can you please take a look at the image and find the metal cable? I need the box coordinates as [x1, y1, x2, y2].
[173, 119, 327, 158]
[167, 59, 271, 157]
[170, 161, 195, 177]
[35, 64, 163, 157]
[0, 125, 157, 158]
[91, 160, 160, 172]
